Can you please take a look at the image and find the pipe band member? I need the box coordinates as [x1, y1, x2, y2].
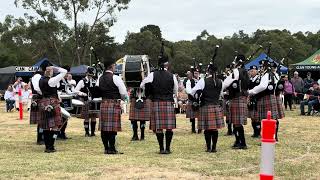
[38, 65, 67, 153]
[185, 67, 201, 133]
[129, 87, 151, 141]
[75, 67, 99, 137]
[140, 54, 178, 154]
[248, 60, 278, 141]
[96, 58, 128, 154]
[248, 65, 261, 138]
[222, 55, 249, 149]
[191, 62, 225, 153]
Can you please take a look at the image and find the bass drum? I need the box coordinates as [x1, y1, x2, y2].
[122, 55, 150, 88]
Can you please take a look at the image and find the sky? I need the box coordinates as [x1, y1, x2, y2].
[1, 0, 320, 43]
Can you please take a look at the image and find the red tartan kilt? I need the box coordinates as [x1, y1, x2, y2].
[29, 99, 40, 125]
[276, 95, 285, 119]
[99, 99, 121, 132]
[81, 101, 98, 119]
[186, 101, 199, 119]
[198, 105, 225, 130]
[229, 96, 248, 125]
[150, 101, 176, 131]
[129, 99, 151, 121]
[38, 97, 62, 130]
[257, 94, 278, 120]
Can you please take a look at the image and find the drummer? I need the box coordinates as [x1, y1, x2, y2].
[57, 66, 72, 140]
[75, 67, 99, 137]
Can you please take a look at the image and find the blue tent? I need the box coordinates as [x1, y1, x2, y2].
[245, 53, 288, 74]
[15, 58, 58, 77]
[70, 65, 88, 76]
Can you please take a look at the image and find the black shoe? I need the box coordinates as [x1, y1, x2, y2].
[131, 136, 139, 141]
[210, 149, 217, 153]
[225, 132, 232, 136]
[90, 133, 96, 137]
[164, 150, 171, 154]
[159, 150, 166, 154]
[107, 149, 123, 154]
[37, 141, 44, 145]
[85, 132, 90, 137]
[300, 112, 305, 115]
[238, 145, 248, 149]
[206, 149, 211, 152]
[232, 143, 241, 149]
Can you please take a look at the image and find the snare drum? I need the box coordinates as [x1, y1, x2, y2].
[59, 94, 73, 111]
[122, 55, 150, 88]
[61, 107, 71, 119]
[88, 98, 102, 114]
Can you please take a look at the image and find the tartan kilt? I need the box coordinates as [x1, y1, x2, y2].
[29, 98, 41, 125]
[229, 96, 248, 125]
[198, 105, 225, 130]
[186, 101, 199, 119]
[81, 100, 98, 120]
[276, 95, 285, 119]
[257, 94, 278, 120]
[129, 99, 151, 121]
[99, 99, 121, 132]
[38, 97, 62, 130]
[150, 101, 176, 131]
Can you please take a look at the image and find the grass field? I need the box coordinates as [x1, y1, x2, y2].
[0, 102, 319, 180]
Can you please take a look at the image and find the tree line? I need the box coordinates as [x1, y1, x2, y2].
[0, 0, 319, 75]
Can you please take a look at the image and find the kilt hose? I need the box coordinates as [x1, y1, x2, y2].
[99, 99, 121, 132]
[198, 105, 225, 130]
[30, 98, 41, 125]
[38, 97, 62, 130]
[129, 98, 151, 121]
[150, 101, 176, 131]
[275, 95, 285, 119]
[81, 100, 98, 121]
[257, 94, 278, 120]
[229, 96, 248, 126]
[186, 101, 199, 119]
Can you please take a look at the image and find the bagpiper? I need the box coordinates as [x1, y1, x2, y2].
[185, 66, 201, 133]
[271, 62, 285, 141]
[222, 55, 249, 149]
[191, 62, 225, 152]
[248, 60, 278, 141]
[222, 65, 233, 136]
[140, 53, 178, 154]
[129, 87, 151, 141]
[75, 67, 99, 137]
[38, 65, 67, 153]
[248, 65, 261, 138]
[96, 57, 128, 154]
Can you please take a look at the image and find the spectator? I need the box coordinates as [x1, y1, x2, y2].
[303, 72, 314, 93]
[300, 82, 320, 115]
[183, 71, 192, 88]
[291, 71, 304, 104]
[283, 75, 295, 111]
[66, 73, 76, 87]
[4, 84, 15, 112]
[13, 77, 25, 92]
[21, 84, 32, 111]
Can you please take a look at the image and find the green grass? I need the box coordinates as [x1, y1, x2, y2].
[0, 103, 319, 179]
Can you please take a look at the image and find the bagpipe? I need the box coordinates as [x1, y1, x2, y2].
[191, 45, 220, 110]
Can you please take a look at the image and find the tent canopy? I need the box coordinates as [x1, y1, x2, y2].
[70, 65, 88, 76]
[245, 53, 288, 73]
[291, 49, 320, 71]
[16, 58, 58, 77]
[0, 66, 16, 90]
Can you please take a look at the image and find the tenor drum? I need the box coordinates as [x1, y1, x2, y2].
[61, 107, 71, 119]
[72, 99, 84, 117]
[60, 94, 73, 111]
[122, 55, 150, 88]
[88, 98, 102, 114]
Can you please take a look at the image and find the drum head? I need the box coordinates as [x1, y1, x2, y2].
[61, 107, 71, 119]
[123, 55, 150, 88]
[72, 99, 84, 106]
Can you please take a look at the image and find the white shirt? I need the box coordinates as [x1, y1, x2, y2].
[248, 73, 270, 95]
[4, 91, 15, 100]
[48, 67, 68, 88]
[222, 68, 239, 91]
[140, 71, 179, 95]
[185, 78, 199, 95]
[75, 77, 96, 96]
[191, 77, 224, 97]
[22, 89, 31, 100]
[68, 79, 76, 86]
[96, 70, 128, 97]
[31, 74, 42, 95]
[250, 75, 259, 82]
